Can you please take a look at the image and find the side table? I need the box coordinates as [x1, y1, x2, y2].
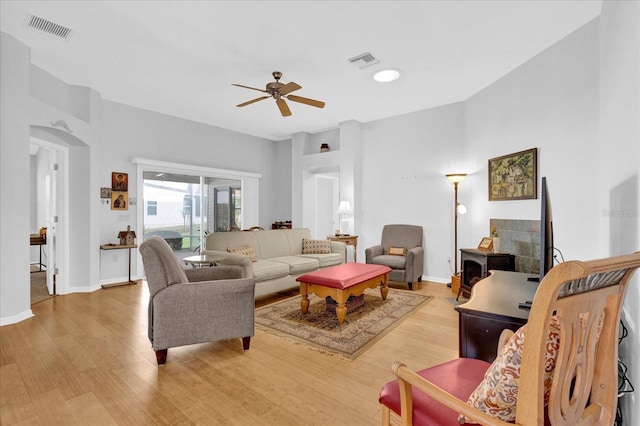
[100, 244, 138, 288]
[183, 254, 224, 268]
[327, 235, 358, 262]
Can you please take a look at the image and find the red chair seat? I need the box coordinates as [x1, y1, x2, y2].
[379, 358, 490, 426]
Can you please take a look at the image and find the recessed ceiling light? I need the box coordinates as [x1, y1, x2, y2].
[373, 69, 400, 82]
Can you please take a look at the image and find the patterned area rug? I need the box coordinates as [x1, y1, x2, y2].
[255, 289, 433, 359]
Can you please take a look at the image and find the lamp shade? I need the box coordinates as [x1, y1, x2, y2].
[446, 173, 467, 184]
[337, 200, 352, 215]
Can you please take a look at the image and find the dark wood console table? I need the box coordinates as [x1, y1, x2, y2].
[455, 270, 538, 362]
[458, 248, 515, 299]
[30, 234, 47, 272]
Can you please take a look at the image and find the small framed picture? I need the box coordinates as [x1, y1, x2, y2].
[111, 191, 128, 210]
[112, 172, 128, 192]
[100, 187, 112, 199]
[478, 237, 494, 251]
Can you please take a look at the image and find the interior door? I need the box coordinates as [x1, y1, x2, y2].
[45, 149, 59, 294]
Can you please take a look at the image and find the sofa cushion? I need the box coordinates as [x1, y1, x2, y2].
[227, 244, 257, 262]
[371, 254, 407, 270]
[251, 259, 290, 282]
[270, 256, 319, 275]
[298, 253, 343, 268]
[302, 239, 332, 254]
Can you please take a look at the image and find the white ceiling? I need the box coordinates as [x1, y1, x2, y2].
[1, 1, 602, 141]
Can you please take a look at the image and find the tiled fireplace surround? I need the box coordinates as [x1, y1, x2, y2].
[489, 218, 541, 274]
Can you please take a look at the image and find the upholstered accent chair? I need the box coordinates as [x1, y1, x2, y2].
[365, 224, 424, 290]
[379, 251, 640, 425]
[139, 236, 256, 365]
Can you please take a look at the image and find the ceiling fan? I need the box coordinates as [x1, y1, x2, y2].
[232, 71, 325, 117]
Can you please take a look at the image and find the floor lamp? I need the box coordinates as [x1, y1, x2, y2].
[446, 174, 467, 275]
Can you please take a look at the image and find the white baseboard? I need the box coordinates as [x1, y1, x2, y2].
[0, 309, 34, 326]
[422, 275, 450, 284]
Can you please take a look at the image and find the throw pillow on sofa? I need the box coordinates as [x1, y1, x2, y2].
[227, 244, 257, 262]
[302, 239, 331, 254]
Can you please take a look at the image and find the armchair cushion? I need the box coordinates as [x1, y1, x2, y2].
[380, 358, 490, 426]
[302, 239, 332, 254]
[227, 244, 257, 262]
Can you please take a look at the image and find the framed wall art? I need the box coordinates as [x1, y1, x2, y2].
[488, 148, 537, 201]
[111, 191, 128, 210]
[112, 172, 128, 192]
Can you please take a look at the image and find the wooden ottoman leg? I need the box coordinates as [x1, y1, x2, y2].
[334, 289, 348, 324]
[335, 303, 347, 324]
[300, 283, 310, 314]
[380, 274, 389, 300]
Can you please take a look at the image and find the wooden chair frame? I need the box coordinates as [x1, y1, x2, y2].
[382, 252, 640, 426]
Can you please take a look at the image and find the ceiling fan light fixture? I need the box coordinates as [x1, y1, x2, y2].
[373, 69, 400, 83]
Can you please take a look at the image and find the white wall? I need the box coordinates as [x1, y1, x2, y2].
[464, 17, 599, 260]
[1, 32, 32, 324]
[360, 104, 466, 280]
[598, 2, 640, 423]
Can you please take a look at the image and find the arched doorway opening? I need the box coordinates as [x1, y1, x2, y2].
[30, 125, 90, 296]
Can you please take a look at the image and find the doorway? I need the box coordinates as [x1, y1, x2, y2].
[29, 139, 66, 303]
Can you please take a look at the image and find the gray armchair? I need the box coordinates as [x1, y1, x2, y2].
[139, 236, 256, 365]
[365, 224, 424, 290]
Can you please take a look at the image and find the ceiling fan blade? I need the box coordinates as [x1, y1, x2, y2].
[286, 94, 325, 109]
[236, 96, 270, 107]
[279, 81, 302, 95]
[276, 99, 292, 117]
[232, 83, 268, 93]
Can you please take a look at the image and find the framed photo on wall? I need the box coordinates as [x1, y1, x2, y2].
[112, 172, 128, 192]
[111, 191, 128, 210]
[488, 148, 537, 201]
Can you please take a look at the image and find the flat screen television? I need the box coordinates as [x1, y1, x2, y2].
[539, 176, 554, 281]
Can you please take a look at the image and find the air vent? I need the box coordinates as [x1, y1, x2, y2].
[27, 14, 72, 40]
[348, 52, 380, 69]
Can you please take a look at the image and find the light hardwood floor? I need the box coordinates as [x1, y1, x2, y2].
[1, 280, 459, 425]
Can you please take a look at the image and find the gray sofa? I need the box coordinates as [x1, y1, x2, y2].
[203, 228, 345, 298]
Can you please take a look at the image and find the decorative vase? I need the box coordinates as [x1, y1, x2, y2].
[493, 237, 500, 253]
[320, 143, 330, 152]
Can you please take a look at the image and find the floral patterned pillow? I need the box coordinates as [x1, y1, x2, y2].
[227, 244, 257, 262]
[459, 316, 561, 423]
[460, 312, 605, 424]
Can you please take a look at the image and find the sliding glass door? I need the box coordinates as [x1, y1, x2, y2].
[142, 171, 241, 259]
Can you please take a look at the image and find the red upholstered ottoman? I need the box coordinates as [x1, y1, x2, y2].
[296, 263, 391, 323]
